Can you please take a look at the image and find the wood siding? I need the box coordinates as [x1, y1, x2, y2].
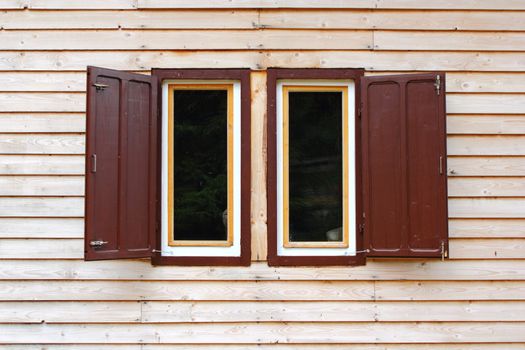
[0, 2, 524, 348]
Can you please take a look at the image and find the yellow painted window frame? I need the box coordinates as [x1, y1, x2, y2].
[282, 85, 350, 249]
[167, 83, 235, 247]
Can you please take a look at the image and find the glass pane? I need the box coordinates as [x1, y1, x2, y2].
[172, 90, 228, 241]
[288, 91, 343, 242]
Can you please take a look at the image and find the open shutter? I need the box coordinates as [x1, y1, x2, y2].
[85, 66, 158, 260]
[361, 73, 448, 258]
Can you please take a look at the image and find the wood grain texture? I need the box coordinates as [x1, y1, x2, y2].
[449, 238, 525, 259]
[375, 31, 525, 51]
[0, 280, 375, 301]
[260, 10, 525, 31]
[0, 30, 373, 50]
[5, 51, 525, 71]
[448, 136, 525, 155]
[0, 134, 84, 154]
[447, 94, 525, 114]
[141, 300, 525, 322]
[0, 113, 85, 133]
[448, 157, 525, 176]
[447, 115, 525, 135]
[0, 72, 86, 92]
[0, 218, 83, 238]
[449, 198, 525, 218]
[250, 71, 267, 261]
[0, 239, 83, 259]
[0, 155, 85, 175]
[0, 176, 84, 196]
[0, 322, 524, 343]
[449, 218, 525, 238]
[0, 10, 258, 29]
[0, 260, 524, 281]
[448, 177, 525, 197]
[0, 197, 84, 217]
[0, 93, 85, 112]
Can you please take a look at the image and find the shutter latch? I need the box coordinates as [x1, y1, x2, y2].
[434, 75, 441, 95]
[93, 83, 109, 91]
[441, 241, 448, 261]
[90, 240, 108, 247]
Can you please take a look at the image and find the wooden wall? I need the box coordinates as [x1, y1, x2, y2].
[1, 0, 525, 348]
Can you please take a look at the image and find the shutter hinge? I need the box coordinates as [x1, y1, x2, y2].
[434, 75, 441, 95]
[439, 155, 444, 175]
[93, 83, 109, 92]
[91, 154, 97, 173]
[441, 241, 448, 261]
[359, 223, 365, 234]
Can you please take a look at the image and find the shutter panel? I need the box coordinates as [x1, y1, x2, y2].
[85, 66, 158, 260]
[361, 73, 448, 257]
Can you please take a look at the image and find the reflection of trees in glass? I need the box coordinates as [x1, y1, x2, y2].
[173, 90, 227, 241]
[289, 91, 343, 242]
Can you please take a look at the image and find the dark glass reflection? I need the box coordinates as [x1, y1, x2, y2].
[288, 91, 343, 242]
[173, 90, 228, 241]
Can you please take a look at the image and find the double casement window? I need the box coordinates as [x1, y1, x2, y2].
[84, 66, 447, 267]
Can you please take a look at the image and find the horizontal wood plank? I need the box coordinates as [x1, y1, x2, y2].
[0, 197, 84, 217]
[450, 238, 525, 259]
[0, 30, 373, 50]
[0, 218, 83, 238]
[0, 155, 85, 175]
[0, 322, 524, 343]
[449, 218, 525, 238]
[375, 31, 525, 51]
[449, 198, 525, 218]
[0, 134, 85, 154]
[0, 10, 258, 29]
[447, 115, 525, 135]
[138, 0, 525, 10]
[141, 300, 525, 322]
[0, 280, 375, 301]
[0, 176, 84, 196]
[0, 72, 86, 92]
[0, 113, 85, 132]
[4, 51, 525, 71]
[448, 136, 525, 156]
[4, 300, 525, 323]
[448, 177, 525, 197]
[447, 94, 525, 114]
[448, 157, 525, 176]
[0, 239, 82, 259]
[0, 93, 84, 112]
[260, 10, 525, 31]
[0, 260, 523, 281]
[446, 73, 525, 93]
[0, 301, 140, 323]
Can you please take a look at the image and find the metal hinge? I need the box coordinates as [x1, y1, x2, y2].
[92, 83, 109, 91]
[91, 154, 97, 173]
[434, 75, 441, 95]
[439, 155, 443, 175]
[89, 240, 108, 247]
[441, 241, 448, 261]
[359, 223, 365, 234]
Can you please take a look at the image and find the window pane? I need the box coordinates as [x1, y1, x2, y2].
[172, 90, 228, 241]
[288, 91, 343, 242]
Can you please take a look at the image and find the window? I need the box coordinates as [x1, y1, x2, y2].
[84, 67, 251, 266]
[267, 69, 448, 266]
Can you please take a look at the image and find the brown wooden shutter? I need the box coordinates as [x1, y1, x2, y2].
[85, 66, 158, 260]
[361, 73, 448, 258]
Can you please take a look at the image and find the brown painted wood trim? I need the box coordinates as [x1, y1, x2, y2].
[266, 68, 365, 267]
[150, 68, 251, 266]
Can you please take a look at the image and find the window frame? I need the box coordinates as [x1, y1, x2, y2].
[151, 69, 251, 266]
[266, 68, 366, 267]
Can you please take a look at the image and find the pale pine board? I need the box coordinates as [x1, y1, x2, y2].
[0, 113, 85, 132]
[5, 51, 525, 71]
[0, 197, 84, 217]
[449, 218, 525, 238]
[0, 134, 85, 154]
[0, 260, 524, 281]
[448, 157, 525, 176]
[448, 177, 525, 197]
[0, 218, 83, 238]
[447, 116, 525, 135]
[0, 176, 84, 196]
